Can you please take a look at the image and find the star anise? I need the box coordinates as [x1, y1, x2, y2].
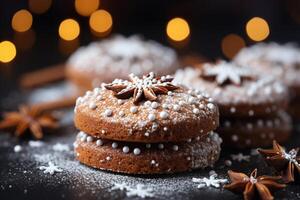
[0, 105, 58, 139]
[258, 140, 300, 183]
[104, 72, 179, 104]
[224, 169, 286, 200]
[201, 61, 254, 85]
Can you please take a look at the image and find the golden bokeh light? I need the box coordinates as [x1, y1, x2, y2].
[89, 9, 113, 36]
[75, 0, 100, 17]
[0, 41, 17, 63]
[12, 9, 33, 32]
[246, 17, 270, 41]
[29, 0, 52, 14]
[166, 18, 190, 42]
[221, 34, 246, 59]
[59, 19, 80, 41]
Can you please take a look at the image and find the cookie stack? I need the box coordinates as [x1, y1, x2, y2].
[73, 72, 222, 174]
[234, 43, 300, 119]
[66, 35, 179, 92]
[174, 61, 291, 148]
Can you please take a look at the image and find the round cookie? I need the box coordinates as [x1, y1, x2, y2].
[66, 35, 179, 91]
[74, 73, 219, 143]
[173, 61, 289, 118]
[218, 111, 291, 149]
[74, 131, 222, 174]
[234, 43, 300, 118]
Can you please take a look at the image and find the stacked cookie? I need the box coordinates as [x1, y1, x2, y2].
[73, 72, 222, 174]
[234, 43, 300, 119]
[66, 35, 179, 92]
[174, 61, 291, 149]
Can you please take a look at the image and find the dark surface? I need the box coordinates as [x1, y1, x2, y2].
[0, 82, 299, 200]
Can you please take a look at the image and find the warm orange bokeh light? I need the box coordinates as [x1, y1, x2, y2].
[89, 9, 113, 35]
[166, 18, 190, 42]
[0, 41, 17, 63]
[75, 0, 100, 17]
[12, 9, 33, 32]
[246, 17, 270, 41]
[29, 0, 52, 14]
[59, 19, 80, 41]
[221, 34, 246, 59]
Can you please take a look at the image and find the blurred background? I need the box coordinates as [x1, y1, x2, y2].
[1, 0, 300, 84]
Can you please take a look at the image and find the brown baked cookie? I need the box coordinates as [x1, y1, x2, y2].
[74, 72, 219, 143]
[174, 61, 289, 118]
[66, 35, 179, 91]
[234, 43, 300, 119]
[74, 131, 222, 174]
[218, 111, 291, 149]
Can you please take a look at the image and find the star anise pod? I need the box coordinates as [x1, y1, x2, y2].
[224, 169, 286, 200]
[104, 72, 179, 104]
[0, 105, 58, 139]
[201, 61, 254, 85]
[258, 140, 300, 183]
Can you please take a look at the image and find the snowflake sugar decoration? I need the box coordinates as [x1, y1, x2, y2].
[52, 143, 70, 152]
[192, 174, 228, 189]
[39, 162, 63, 175]
[230, 153, 251, 162]
[110, 183, 154, 198]
[201, 61, 254, 85]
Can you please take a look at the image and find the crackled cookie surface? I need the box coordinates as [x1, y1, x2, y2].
[74, 73, 219, 143]
[66, 35, 179, 90]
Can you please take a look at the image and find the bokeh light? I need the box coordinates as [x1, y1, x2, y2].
[166, 18, 190, 42]
[89, 9, 113, 36]
[29, 0, 52, 14]
[221, 34, 246, 59]
[75, 0, 100, 17]
[0, 41, 17, 63]
[59, 19, 80, 41]
[11, 9, 33, 32]
[246, 17, 270, 41]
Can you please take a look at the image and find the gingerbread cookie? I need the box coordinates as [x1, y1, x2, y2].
[234, 43, 300, 119]
[174, 61, 289, 117]
[174, 61, 291, 148]
[219, 111, 291, 148]
[74, 131, 222, 174]
[66, 35, 179, 92]
[74, 72, 221, 174]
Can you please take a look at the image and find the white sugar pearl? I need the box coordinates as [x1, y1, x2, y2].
[199, 104, 204, 109]
[187, 138, 192, 143]
[151, 102, 159, 109]
[130, 106, 138, 114]
[118, 111, 125, 117]
[144, 132, 150, 137]
[96, 95, 103, 101]
[14, 145, 22, 152]
[158, 144, 164, 149]
[230, 107, 236, 113]
[186, 156, 191, 161]
[87, 136, 93, 142]
[144, 101, 151, 107]
[96, 139, 103, 146]
[146, 144, 151, 148]
[163, 127, 168, 131]
[133, 148, 141, 155]
[193, 108, 200, 114]
[172, 145, 179, 151]
[122, 146, 130, 153]
[173, 104, 180, 111]
[106, 156, 111, 161]
[112, 142, 118, 149]
[101, 130, 106, 134]
[207, 103, 214, 110]
[117, 99, 124, 105]
[104, 109, 112, 117]
[148, 113, 156, 121]
[159, 111, 169, 119]
[188, 97, 195, 104]
[80, 135, 87, 142]
[162, 104, 169, 109]
[167, 91, 173, 96]
[89, 102, 97, 110]
[150, 160, 156, 165]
